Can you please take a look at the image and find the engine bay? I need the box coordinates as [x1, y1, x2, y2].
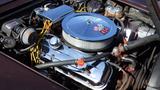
[1, 0, 160, 90]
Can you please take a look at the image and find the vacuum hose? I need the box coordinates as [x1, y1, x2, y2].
[35, 52, 111, 69]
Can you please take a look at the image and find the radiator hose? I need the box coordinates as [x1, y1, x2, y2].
[112, 34, 160, 57]
[121, 34, 160, 52]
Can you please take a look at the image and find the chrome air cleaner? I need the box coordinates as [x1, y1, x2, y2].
[62, 13, 117, 52]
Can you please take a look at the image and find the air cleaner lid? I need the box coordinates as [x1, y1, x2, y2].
[62, 13, 117, 41]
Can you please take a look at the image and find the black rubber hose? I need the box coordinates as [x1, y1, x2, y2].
[35, 52, 111, 69]
[123, 34, 160, 52]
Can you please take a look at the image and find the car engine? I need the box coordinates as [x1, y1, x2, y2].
[1, 0, 160, 90]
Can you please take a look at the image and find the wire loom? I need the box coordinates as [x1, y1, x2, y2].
[30, 20, 53, 64]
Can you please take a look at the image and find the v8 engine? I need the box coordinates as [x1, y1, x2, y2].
[36, 5, 117, 89]
[1, 0, 160, 90]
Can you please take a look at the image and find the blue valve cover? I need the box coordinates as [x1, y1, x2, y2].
[62, 13, 117, 41]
